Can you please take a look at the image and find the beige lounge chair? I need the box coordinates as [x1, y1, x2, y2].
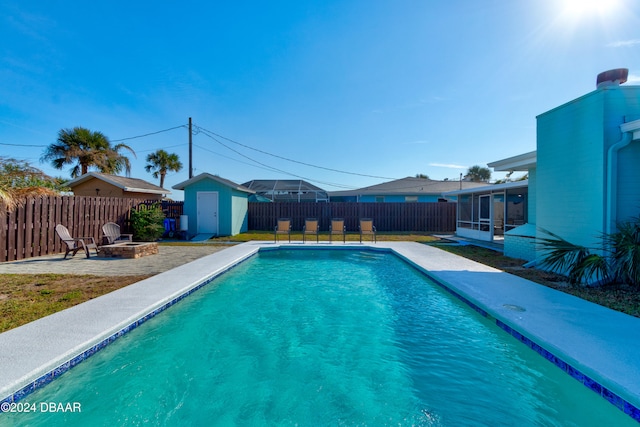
[274, 218, 291, 242]
[102, 222, 133, 245]
[359, 218, 377, 243]
[55, 224, 99, 259]
[303, 218, 319, 243]
[330, 218, 346, 243]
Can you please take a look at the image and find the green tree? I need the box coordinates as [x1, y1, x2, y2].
[144, 149, 183, 188]
[130, 203, 166, 241]
[41, 127, 136, 178]
[465, 165, 491, 182]
[415, 173, 430, 179]
[0, 157, 67, 208]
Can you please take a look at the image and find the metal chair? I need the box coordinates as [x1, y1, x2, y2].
[359, 218, 377, 243]
[303, 218, 319, 243]
[274, 218, 291, 242]
[330, 218, 346, 243]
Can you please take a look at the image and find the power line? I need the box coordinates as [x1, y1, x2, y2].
[111, 125, 187, 142]
[195, 132, 357, 189]
[2, 124, 188, 148]
[0, 142, 47, 147]
[194, 124, 400, 181]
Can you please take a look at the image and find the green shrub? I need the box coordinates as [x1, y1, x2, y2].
[537, 216, 640, 287]
[130, 203, 165, 242]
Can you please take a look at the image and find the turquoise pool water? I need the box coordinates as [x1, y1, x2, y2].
[3, 249, 636, 426]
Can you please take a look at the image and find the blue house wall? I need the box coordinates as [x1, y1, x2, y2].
[358, 195, 443, 203]
[535, 85, 640, 256]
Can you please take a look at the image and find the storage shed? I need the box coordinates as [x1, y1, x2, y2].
[66, 172, 169, 200]
[172, 173, 254, 237]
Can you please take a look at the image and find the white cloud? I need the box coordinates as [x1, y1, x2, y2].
[606, 39, 640, 48]
[429, 163, 467, 169]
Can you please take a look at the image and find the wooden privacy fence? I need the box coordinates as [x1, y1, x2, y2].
[1, 197, 453, 262]
[0, 196, 184, 263]
[248, 202, 457, 233]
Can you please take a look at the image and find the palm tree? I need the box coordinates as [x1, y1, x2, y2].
[0, 157, 64, 208]
[144, 149, 183, 188]
[465, 165, 491, 182]
[41, 127, 136, 178]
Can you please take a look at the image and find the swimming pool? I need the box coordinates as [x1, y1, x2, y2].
[1, 248, 636, 425]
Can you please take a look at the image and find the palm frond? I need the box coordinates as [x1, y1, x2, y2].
[536, 228, 604, 284]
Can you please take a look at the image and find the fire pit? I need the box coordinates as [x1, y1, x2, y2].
[99, 242, 159, 259]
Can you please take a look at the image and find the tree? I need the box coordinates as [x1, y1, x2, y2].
[41, 127, 136, 178]
[465, 165, 491, 182]
[415, 173, 430, 179]
[144, 149, 183, 188]
[0, 157, 67, 208]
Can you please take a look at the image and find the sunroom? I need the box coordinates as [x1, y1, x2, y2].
[443, 180, 529, 242]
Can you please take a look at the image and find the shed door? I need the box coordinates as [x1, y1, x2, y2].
[197, 192, 219, 234]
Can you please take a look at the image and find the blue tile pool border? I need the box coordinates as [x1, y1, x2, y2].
[1, 252, 257, 411]
[394, 250, 640, 423]
[2, 245, 639, 423]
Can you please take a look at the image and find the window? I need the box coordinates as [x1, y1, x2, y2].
[405, 196, 418, 203]
[375, 196, 385, 203]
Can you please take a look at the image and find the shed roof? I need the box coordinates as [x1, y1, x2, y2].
[65, 172, 169, 195]
[172, 173, 254, 194]
[328, 177, 487, 197]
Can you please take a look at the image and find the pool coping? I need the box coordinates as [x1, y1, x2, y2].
[1, 241, 639, 421]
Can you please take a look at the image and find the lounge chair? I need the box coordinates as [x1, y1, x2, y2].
[55, 224, 99, 259]
[330, 218, 346, 243]
[102, 222, 133, 245]
[274, 218, 291, 242]
[303, 218, 319, 243]
[359, 218, 377, 243]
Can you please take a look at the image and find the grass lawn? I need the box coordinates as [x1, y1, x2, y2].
[1, 232, 638, 333]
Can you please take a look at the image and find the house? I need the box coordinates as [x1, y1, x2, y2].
[329, 177, 488, 202]
[66, 172, 169, 200]
[443, 179, 529, 241]
[482, 69, 640, 263]
[172, 173, 255, 237]
[242, 179, 329, 202]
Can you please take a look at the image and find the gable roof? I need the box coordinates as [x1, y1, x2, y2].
[172, 173, 255, 194]
[328, 177, 488, 197]
[66, 172, 169, 195]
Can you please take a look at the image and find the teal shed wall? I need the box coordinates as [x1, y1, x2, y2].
[535, 86, 640, 254]
[181, 178, 249, 237]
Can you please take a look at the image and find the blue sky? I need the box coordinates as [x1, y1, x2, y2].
[2, 0, 640, 200]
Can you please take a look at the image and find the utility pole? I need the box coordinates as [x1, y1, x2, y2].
[188, 117, 193, 178]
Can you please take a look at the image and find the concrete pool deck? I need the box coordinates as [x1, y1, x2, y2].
[1, 241, 639, 420]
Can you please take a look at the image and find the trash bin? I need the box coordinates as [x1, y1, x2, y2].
[163, 218, 176, 232]
[179, 215, 188, 231]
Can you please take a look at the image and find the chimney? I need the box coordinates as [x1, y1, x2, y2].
[596, 68, 628, 89]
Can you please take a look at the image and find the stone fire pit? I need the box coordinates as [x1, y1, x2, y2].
[99, 242, 159, 259]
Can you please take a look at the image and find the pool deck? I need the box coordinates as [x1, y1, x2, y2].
[1, 241, 639, 419]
